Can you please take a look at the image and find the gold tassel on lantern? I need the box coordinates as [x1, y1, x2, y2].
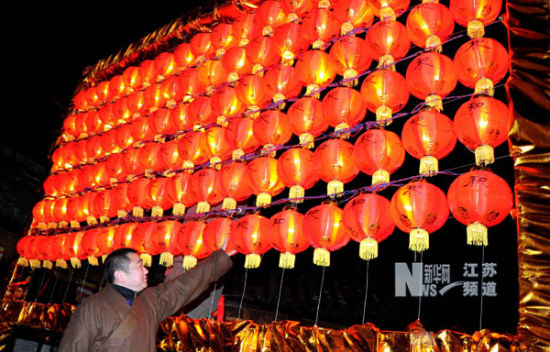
[70, 257, 82, 269]
[70, 220, 80, 229]
[409, 228, 429, 252]
[256, 193, 272, 207]
[425, 35, 442, 53]
[475, 144, 495, 166]
[467, 221, 488, 246]
[341, 21, 354, 36]
[289, 185, 305, 203]
[475, 77, 494, 97]
[376, 105, 393, 126]
[359, 238, 379, 261]
[232, 149, 245, 161]
[140, 253, 152, 267]
[102, 255, 108, 263]
[244, 253, 261, 269]
[172, 203, 186, 216]
[88, 256, 99, 266]
[222, 197, 237, 210]
[132, 206, 144, 218]
[30, 259, 41, 269]
[160, 252, 174, 267]
[343, 68, 358, 87]
[279, 252, 296, 269]
[305, 84, 320, 98]
[425, 94, 443, 112]
[117, 210, 128, 219]
[372, 169, 390, 185]
[273, 93, 287, 109]
[378, 54, 395, 70]
[327, 180, 344, 197]
[151, 206, 164, 218]
[467, 19, 485, 39]
[56, 259, 68, 269]
[196, 201, 211, 214]
[42, 260, 53, 270]
[183, 255, 198, 270]
[299, 133, 315, 149]
[419, 156, 438, 175]
[17, 257, 29, 267]
[313, 247, 330, 267]
[334, 123, 351, 139]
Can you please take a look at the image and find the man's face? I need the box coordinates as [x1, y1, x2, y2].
[118, 252, 148, 292]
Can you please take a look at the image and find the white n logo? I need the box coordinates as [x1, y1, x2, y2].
[395, 263, 423, 297]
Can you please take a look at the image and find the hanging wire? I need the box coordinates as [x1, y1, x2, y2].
[62, 268, 74, 304]
[33, 269, 48, 303]
[237, 268, 248, 320]
[274, 268, 286, 322]
[47, 268, 61, 303]
[479, 244, 486, 330]
[77, 263, 90, 305]
[416, 251, 424, 321]
[361, 260, 370, 324]
[314, 266, 326, 326]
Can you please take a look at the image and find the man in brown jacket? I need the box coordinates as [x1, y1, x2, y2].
[58, 248, 232, 351]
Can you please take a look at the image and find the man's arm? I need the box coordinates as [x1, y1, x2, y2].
[58, 304, 94, 352]
[149, 249, 233, 321]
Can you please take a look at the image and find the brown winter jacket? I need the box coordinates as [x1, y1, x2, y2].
[58, 249, 232, 352]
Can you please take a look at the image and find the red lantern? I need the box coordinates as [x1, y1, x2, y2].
[219, 160, 254, 210]
[303, 202, 351, 266]
[333, 0, 374, 35]
[254, 0, 289, 37]
[189, 96, 216, 129]
[177, 131, 211, 170]
[127, 177, 153, 218]
[453, 38, 509, 96]
[252, 110, 292, 153]
[232, 212, 272, 268]
[96, 226, 117, 259]
[84, 86, 100, 109]
[343, 193, 395, 260]
[176, 220, 212, 269]
[108, 75, 127, 102]
[353, 128, 405, 185]
[173, 43, 197, 70]
[263, 64, 303, 107]
[113, 222, 138, 251]
[271, 207, 309, 269]
[287, 97, 328, 149]
[204, 216, 238, 256]
[282, 0, 314, 21]
[210, 86, 244, 126]
[368, 0, 410, 18]
[365, 19, 410, 65]
[170, 103, 193, 132]
[272, 22, 309, 65]
[176, 69, 204, 103]
[406, 2, 455, 50]
[390, 179, 449, 252]
[105, 151, 127, 182]
[167, 172, 197, 216]
[247, 156, 285, 207]
[64, 231, 86, 268]
[16, 235, 35, 266]
[139, 60, 160, 88]
[360, 69, 409, 124]
[329, 36, 372, 86]
[277, 147, 319, 201]
[96, 81, 110, 105]
[190, 167, 225, 213]
[150, 220, 182, 267]
[321, 87, 366, 132]
[127, 90, 146, 115]
[143, 82, 167, 112]
[232, 12, 258, 46]
[225, 117, 261, 160]
[160, 75, 185, 108]
[197, 59, 228, 92]
[295, 50, 336, 96]
[302, 8, 340, 49]
[190, 32, 214, 59]
[234, 74, 269, 118]
[245, 34, 278, 74]
[73, 90, 89, 112]
[447, 169, 513, 246]
[122, 65, 145, 92]
[130, 116, 155, 143]
[130, 221, 156, 267]
[222, 46, 253, 82]
[314, 138, 359, 197]
[453, 96, 511, 165]
[205, 126, 233, 165]
[137, 142, 164, 175]
[449, 0, 502, 29]
[148, 108, 175, 137]
[211, 23, 237, 56]
[80, 229, 100, 265]
[146, 177, 174, 218]
[402, 110, 457, 175]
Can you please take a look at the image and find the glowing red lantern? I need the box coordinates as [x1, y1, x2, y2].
[16, 235, 35, 266]
[234, 74, 269, 118]
[160, 75, 185, 108]
[143, 82, 167, 112]
[232, 212, 272, 268]
[210, 86, 244, 126]
[390, 179, 449, 252]
[211, 23, 237, 57]
[105, 151, 127, 182]
[453, 96, 511, 165]
[247, 156, 285, 207]
[406, 52, 457, 111]
[108, 75, 127, 102]
[64, 231, 86, 268]
[98, 103, 117, 132]
[80, 229, 100, 265]
[127, 90, 146, 115]
[173, 43, 197, 70]
[333, 0, 374, 35]
[96, 226, 117, 259]
[295, 50, 336, 96]
[254, 0, 289, 37]
[85, 109, 104, 135]
[277, 147, 319, 201]
[245, 34, 278, 74]
[302, 8, 340, 49]
[139, 60, 160, 88]
[113, 222, 138, 251]
[321, 87, 366, 133]
[252, 110, 292, 153]
[287, 97, 328, 149]
[150, 220, 182, 267]
[190, 32, 214, 59]
[137, 142, 164, 175]
[303, 202, 351, 266]
[232, 12, 257, 46]
[130, 116, 155, 143]
[360, 69, 409, 124]
[453, 38, 509, 96]
[127, 177, 153, 217]
[450, 0, 502, 38]
[314, 138, 359, 196]
[406, 2, 455, 50]
[166, 172, 197, 216]
[169, 103, 193, 132]
[204, 216, 238, 256]
[219, 160, 254, 210]
[343, 193, 395, 260]
[353, 128, 405, 185]
[123, 65, 144, 92]
[84, 86, 100, 109]
[271, 207, 308, 269]
[190, 167, 225, 213]
[368, 0, 410, 18]
[447, 169, 513, 246]
[146, 177, 173, 218]
[73, 90, 89, 112]
[225, 117, 261, 160]
[96, 81, 110, 105]
[197, 60, 228, 92]
[176, 69, 204, 103]
[130, 221, 156, 267]
[189, 96, 216, 129]
[282, 0, 314, 21]
[222, 46, 253, 83]
[272, 22, 309, 65]
[177, 131, 211, 170]
[205, 126, 233, 165]
[148, 108, 175, 138]
[402, 110, 457, 175]
[365, 19, 410, 66]
[329, 36, 372, 86]
[263, 64, 303, 107]
[176, 220, 212, 269]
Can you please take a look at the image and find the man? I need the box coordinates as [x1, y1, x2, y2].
[58, 248, 232, 351]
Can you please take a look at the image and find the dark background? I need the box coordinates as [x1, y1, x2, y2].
[2, 1, 518, 335]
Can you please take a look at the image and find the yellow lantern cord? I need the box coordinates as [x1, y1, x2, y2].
[88, 256, 99, 266]
[172, 203, 186, 216]
[419, 156, 438, 175]
[183, 255, 198, 270]
[467, 222, 489, 246]
[279, 252, 296, 269]
[372, 169, 390, 185]
[359, 238, 379, 261]
[244, 253, 262, 269]
[56, 259, 68, 269]
[409, 228, 430, 252]
[70, 257, 82, 269]
[313, 247, 331, 267]
[160, 252, 174, 267]
[140, 253, 152, 267]
[475, 144, 495, 166]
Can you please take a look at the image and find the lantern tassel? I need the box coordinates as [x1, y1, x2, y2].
[273, 93, 287, 109]
[196, 201, 211, 214]
[244, 253, 262, 269]
[117, 210, 128, 219]
[88, 256, 99, 266]
[222, 197, 237, 210]
[42, 260, 53, 270]
[173, 203, 186, 216]
[30, 259, 42, 269]
[425, 94, 443, 112]
[327, 180, 344, 197]
[313, 248, 330, 267]
[467, 222, 488, 246]
[305, 84, 320, 98]
[475, 145, 495, 166]
[376, 105, 393, 126]
[334, 122, 351, 139]
[70, 220, 80, 229]
[183, 255, 198, 270]
[475, 77, 494, 96]
[261, 144, 277, 157]
[289, 185, 305, 203]
[151, 206, 164, 218]
[256, 193, 272, 207]
[132, 206, 144, 218]
[160, 252, 174, 267]
[56, 259, 68, 269]
[343, 68, 358, 87]
[17, 257, 29, 267]
[279, 252, 296, 269]
[232, 149, 245, 161]
[70, 257, 81, 269]
[299, 133, 315, 149]
[359, 238, 379, 261]
[372, 169, 390, 185]
[378, 55, 395, 70]
[140, 253, 152, 267]
[409, 228, 430, 252]
[467, 19, 485, 39]
[419, 156, 438, 175]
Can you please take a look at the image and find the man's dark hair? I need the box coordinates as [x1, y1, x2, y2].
[104, 248, 137, 284]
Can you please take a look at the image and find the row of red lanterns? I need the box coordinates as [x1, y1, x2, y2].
[21, 168, 513, 270]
